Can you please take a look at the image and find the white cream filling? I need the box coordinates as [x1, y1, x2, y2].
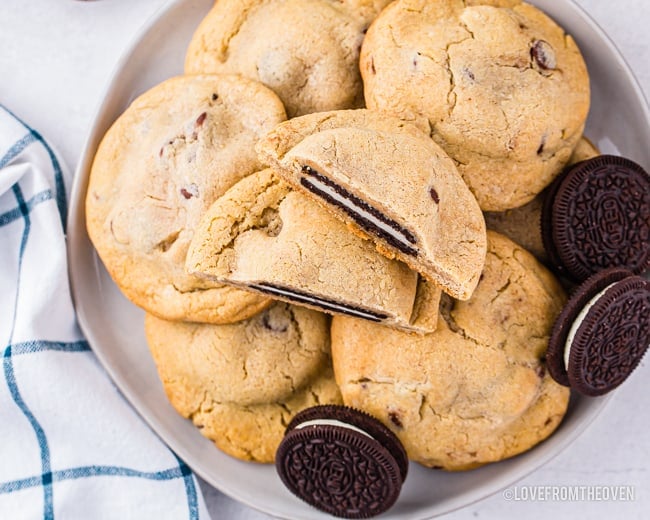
[295, 418, 374, 440]
[253, 284, 383, 321]
[303, 175, 413, 250]
[564, 283, 617, 371]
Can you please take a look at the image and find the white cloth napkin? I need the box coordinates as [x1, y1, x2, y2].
[0, 105, 210, 520]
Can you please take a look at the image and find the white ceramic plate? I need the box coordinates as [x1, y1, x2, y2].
[67, 0, 650, 518]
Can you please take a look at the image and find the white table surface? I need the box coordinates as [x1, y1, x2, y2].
[1, 1, 648, 519]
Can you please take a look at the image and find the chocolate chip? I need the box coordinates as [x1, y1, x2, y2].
[537, 137, 546, 155]
[180, 183, 199, 199]
[429, 187, 440, 204]
[531, 40, 557, 70]
[388, 410, 403, 429]
[262, 310, 289, 333]
[195, 112, 207, 127]
[412, 52, 420, 69]
[211, 93, 218, 101]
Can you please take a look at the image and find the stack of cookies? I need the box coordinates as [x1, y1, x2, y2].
[86, 0, 649, 516]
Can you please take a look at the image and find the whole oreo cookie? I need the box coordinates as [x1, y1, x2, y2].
[546, 268, 650, 396]
[541, 155, 650, 281]
[276, 404, 407, 518]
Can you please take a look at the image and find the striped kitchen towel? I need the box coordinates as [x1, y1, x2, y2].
[0, 105, 209, 520]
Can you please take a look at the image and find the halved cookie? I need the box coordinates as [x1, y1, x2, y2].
[257, 109, 487, 300]
[186, 169, 441, 333]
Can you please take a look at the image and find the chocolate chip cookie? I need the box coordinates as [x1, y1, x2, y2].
[86, 74, 286, 323]
[145, 302, 342, 462]
[361, 0, 590, 211]
[185, 0, 391, 117]
[331, 231, 569, 470]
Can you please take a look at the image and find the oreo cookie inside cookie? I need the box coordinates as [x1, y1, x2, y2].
[249, 282, 388, 322]
[300, 166, 419, 257]
[547, 268, 650, 395]
[276, 404, 407, 518]
[542, 155, 650, 281]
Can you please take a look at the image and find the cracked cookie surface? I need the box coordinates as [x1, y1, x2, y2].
[145, 302, 342, 462]
[185, 0, 391, 117]
[258, 109, 487, 301]
[331, 231, 569, 470]
[186, 168, 440, 333]
[360, 0, 590, 211]
[86, 74, 286, 323]
[483, 136, 600, 263]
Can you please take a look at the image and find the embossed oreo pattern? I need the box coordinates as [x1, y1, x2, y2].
[546, 267, 632, 386]
[277, 427, 402, 518]
[567, 277, 650, 396]
[284, 404, 409, 482]
[552, 156, 650, 281]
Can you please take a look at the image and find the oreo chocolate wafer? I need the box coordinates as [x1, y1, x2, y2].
[276, 404, 407, 518]
[541, 155, 650, 282]
[546, 268, 650, 396]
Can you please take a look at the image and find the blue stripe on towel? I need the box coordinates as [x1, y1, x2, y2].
[172, 453, 200, 520]
[0, 105, 67, 230]
[3, 183, 54, 518]
[0, 189, 53, 228]
[0, 133, 38, 169]
[10, 340, 90, 356]
[0, 464, 191, 494]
